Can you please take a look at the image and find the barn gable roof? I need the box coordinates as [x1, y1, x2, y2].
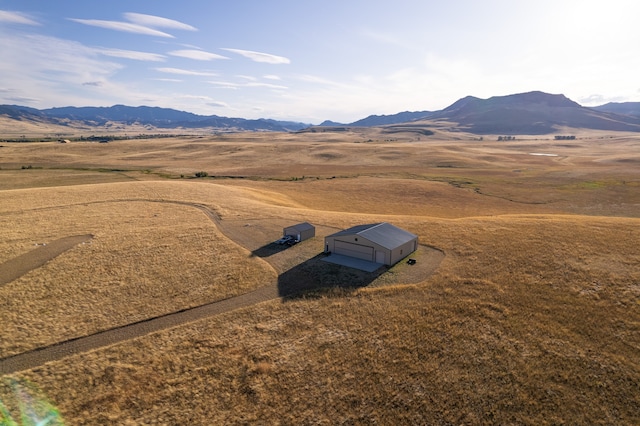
[327, 222, 417, 250]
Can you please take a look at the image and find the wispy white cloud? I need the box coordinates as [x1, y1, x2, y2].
[0, 10, 40, 25]
[207, 80, 240, 89]
[168, 49, 228, 61]
[207, 80, 287, 90]
[1, 33, 123, 78]
[247, 82, 287, 89]
[180, 94, 213, 101]
[68, 12, 197, 38]
[68, 18, 175, 38]
[577, 94, 629, 106]
[358, 28, 407, 48]
[98, 48, 166, 62]
[6, 95, 40, 104]
[0, 32, 130, 107]
[207, 101, 230, 108]
[155, 67, 217, 76]
[123, 13, 197, 31]
[173, 43, 203, 50]
[263, 74, 281, 80]
[296, 74, 350, 88]
[221, 48, 290, 64]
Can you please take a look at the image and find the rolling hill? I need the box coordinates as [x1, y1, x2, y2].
[592, 102, 640, 117]
[0, 104, 310, 134]
[348, 110, 433, 127]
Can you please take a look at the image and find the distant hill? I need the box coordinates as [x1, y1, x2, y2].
[591, 102, 640, 117]
[319, 120, 345, 126]
[0, 105, 310, 132]
[42, 105, 201, 125]
[0, 105, 46, 120]
[316, 91, 640, 135]
[424, 91, 640, 134]
[317, 111, 432, 127]
[349, 111, 433, 127]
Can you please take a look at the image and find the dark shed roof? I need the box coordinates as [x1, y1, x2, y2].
[285, 222, 315, 232]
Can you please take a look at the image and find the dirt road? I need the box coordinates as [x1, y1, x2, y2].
[0, 234, 93, 287]
[0, 284, 279, 375]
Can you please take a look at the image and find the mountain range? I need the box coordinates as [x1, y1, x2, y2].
[323, 92, 640, 134]
[0, 104, 310, 133]
[2, 91, 640, 135]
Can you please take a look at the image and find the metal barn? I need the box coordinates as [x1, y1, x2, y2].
[283, 222, 315, 242]
[324, 222, 418, 266]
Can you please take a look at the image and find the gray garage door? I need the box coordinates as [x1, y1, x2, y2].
[334, 240, 374, 262]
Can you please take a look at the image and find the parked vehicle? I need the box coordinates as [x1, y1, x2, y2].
[275, 235, 296, 245]
[285, 237, 299, 246]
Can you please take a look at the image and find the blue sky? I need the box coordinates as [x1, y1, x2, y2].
[1, 0, 638, 123]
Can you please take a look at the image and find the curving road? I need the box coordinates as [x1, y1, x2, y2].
[0, 284, 279, 375]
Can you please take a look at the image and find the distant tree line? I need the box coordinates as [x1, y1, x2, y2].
[1, 133, 191, 143]
[554, 135, 576, 140]
[497, 136, 517, 141]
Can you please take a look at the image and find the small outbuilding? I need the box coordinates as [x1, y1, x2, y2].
[283, 222, 315, 242]
[324, 222, 418, 266]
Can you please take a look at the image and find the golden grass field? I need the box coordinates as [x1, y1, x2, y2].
[1, 129, 639, 424]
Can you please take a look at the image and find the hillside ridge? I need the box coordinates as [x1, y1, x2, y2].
[0, 104, 310, 133]
[3, 91, 640, 135]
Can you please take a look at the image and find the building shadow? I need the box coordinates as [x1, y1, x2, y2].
[278, 253, 387, 300]
[251, 242, 293, 258]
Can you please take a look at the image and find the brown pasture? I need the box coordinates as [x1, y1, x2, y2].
[0, 129, 639, 424]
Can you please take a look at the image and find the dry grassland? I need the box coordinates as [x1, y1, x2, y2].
[3, 213, 638, 425]
[1, 131, 639, 424]
[0, 182, 277, 358]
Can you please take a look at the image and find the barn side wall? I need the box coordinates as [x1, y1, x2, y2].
[389, 238, 418, 265]
[299, 227, 315, 241]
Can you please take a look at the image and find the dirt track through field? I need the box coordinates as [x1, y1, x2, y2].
[0, 234, 93, 287]
[0, 284, 279, 375]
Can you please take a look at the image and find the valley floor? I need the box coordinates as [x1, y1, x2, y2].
[1, 133, 639, 424]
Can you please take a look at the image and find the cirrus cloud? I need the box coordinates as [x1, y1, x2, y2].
[98, 48, 166, 62]
[68, 18, 175, 38]
[6, 95, 40, 104]
[208, 80, 287, 90]
[207, 101, 230, 108]
[168, 49, 229, 61]
[123, 13, 197, 31]
[221, 48, 290, 64]
[0, 10, 40, 25]
[155, 67, 218, 77]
